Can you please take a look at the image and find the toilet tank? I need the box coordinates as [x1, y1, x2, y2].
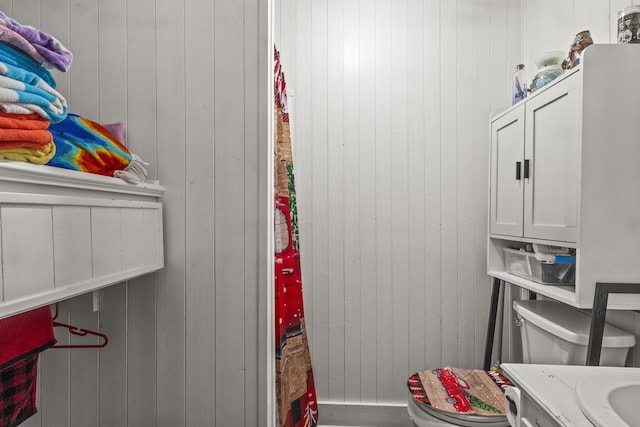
[513, 300, 636, 366]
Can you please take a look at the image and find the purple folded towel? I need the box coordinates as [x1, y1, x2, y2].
[0, 10, 72, 72]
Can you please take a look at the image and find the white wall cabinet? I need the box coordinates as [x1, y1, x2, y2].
[488, 44, 640, 309]
[490, 70, 580, 243]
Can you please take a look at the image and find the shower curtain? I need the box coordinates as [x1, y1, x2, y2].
[273, 46, 318, 427]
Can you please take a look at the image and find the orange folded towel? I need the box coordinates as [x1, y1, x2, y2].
[0, 111, 50, 129]
[0, 111, 52, 145]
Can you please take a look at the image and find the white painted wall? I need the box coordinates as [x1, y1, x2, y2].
[1, 0, 639, 425]
[275, 0, 640, 410]
[0, 1, 271, 426]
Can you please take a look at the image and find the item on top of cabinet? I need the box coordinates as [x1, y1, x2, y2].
[618, 5, 640, 44]
[512, 64, 527, 105]
[562, 30, 594, 70]
[530, 51, 565, 92]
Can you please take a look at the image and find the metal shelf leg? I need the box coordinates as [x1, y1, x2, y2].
[587, 282, 640, 366]
[483, 277, 503, 371]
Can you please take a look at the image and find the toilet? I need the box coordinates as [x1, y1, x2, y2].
[407, 299, 636, 427]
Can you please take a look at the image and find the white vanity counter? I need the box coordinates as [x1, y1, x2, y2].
[501, 363, 640, 427]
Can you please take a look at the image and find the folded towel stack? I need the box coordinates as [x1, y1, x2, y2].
[0, 307, 57, 427]
[0, 10, 148, 183]
[0, 11, 71, 164]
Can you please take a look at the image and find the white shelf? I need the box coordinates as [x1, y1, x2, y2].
[0, 162, 165, 320]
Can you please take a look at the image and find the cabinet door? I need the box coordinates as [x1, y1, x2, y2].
[489, 106, 525, 237]
[524, 74, 580, 242]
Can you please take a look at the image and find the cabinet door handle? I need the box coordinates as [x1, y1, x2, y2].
[516, 161, 522, 181]
[524, 159, 530, 179]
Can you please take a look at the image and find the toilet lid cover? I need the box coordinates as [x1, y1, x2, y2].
[407, 367, 510, 417]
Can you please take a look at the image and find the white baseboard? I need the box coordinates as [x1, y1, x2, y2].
[316, 402, 413, 427]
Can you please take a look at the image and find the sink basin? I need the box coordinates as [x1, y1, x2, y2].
[576, 370, 640, 427]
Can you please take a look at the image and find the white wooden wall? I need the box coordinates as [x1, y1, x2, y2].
[0, 1, 270, 426]
[2, 0, 640, 425]
[274, 0, 640, 408]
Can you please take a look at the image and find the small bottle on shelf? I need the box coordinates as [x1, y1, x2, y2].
[512, 64, 527, 105]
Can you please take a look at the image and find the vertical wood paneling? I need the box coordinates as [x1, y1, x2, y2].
[473, 0, 493, 368]
[121, 209, 145, 271]
[214, 0, 249, 423]
[126, 274, 157, 427]
[423, 0, 443, 372]
[97, 0, 126, 122]
[41, 0, 71, 98]
[406, 0, 426, 378]
[439, 0, 460, 368]
[143, 210, 162, 265]
[279, 0, 297, 98]
[125, 0, 158, 177]
[0, 1, 11, 18]
[184, 0, 215, 424]
[295, 0, 314, 346]
[310, 0, 330, 399]
[390, 0, 410, 401]
[327, 0, 346, 400]
[5, 2, 640, 426]
[1, 206, 54, 300]
[0, 2, 269, 426]
[98, 283, 128, 427]
[374, 0, 394, 400]
[53, 207, 92, 287]
[91, 208, 122, 277]
[242, 1, 268, 423]
[69, 0, 98, 117]
[342, 0, 362, 402]
[490, 1, 509, 109]
[589, 0, 611, 44]
[274, 0, 615, 407]
[124, 1, 159, 424]
[155, 0, 186, 425]
[456, 0, 477, 370]
[68, 293, 99, 427]
[243, 0, 263, 423]
[40, 308, 72, 427]
[358, 0, 377, 402]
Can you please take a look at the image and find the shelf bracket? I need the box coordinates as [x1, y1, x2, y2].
[586, 282, 640, 366]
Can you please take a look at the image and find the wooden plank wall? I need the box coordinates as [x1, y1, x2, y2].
[1, 0, 639, 425]
[0, 1, 270, 426]
[274, 0, 640, 408]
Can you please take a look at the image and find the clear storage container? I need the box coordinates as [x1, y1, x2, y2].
[618, 5, 640, 44]
[504, 248, 575, 285]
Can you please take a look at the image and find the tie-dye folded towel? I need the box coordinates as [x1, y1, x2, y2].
[47, 114, 148, 184]
[0, 10, 73, 72]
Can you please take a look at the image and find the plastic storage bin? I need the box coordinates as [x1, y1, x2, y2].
[504, 248, 575, 285]
[514, 300, 636, 366]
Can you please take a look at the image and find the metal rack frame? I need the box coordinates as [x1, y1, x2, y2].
[483, 280, 640, 369]
[586, 282, 640, 366]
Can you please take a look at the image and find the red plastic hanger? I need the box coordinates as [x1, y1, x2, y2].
[51, 302, 109, 349]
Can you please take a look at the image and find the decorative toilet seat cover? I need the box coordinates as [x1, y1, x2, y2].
[407, 367, 511, 420]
